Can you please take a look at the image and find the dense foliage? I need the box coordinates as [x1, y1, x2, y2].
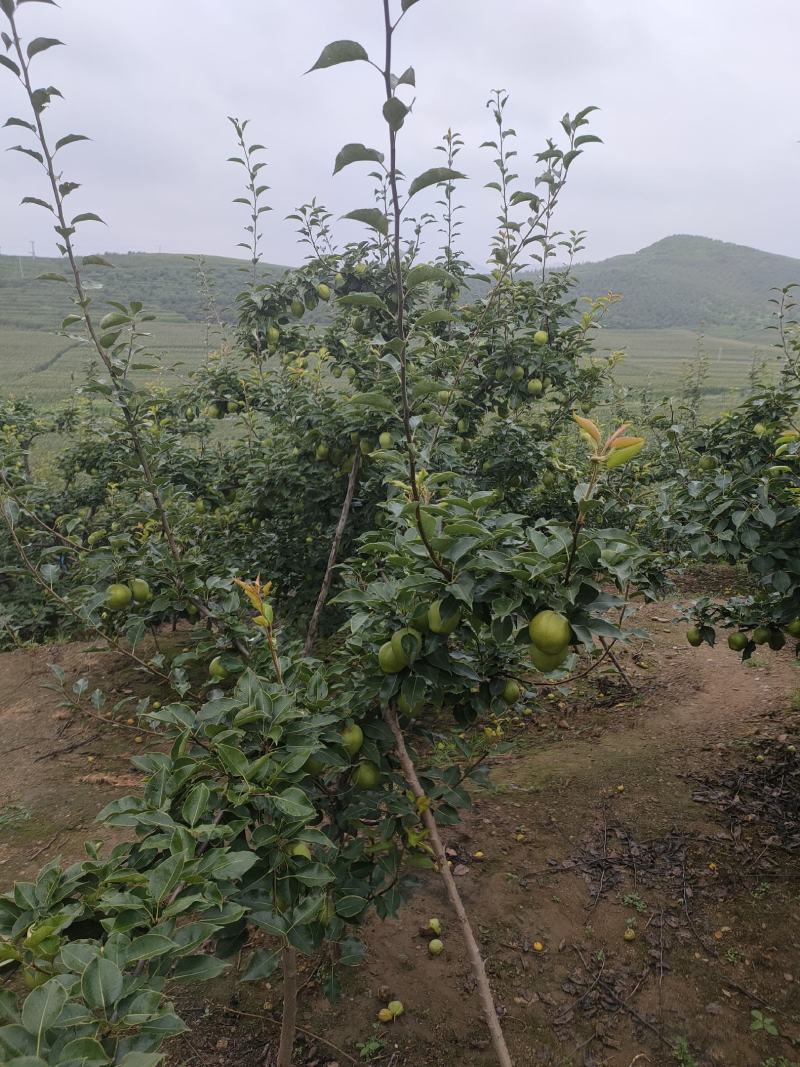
[0, 1, 798, 1065]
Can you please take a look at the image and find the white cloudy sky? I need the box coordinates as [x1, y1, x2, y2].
[1, 0, 798, 267]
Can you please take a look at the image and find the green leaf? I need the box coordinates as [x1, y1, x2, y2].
[98, 311, 129, 330]
[405, 264, 454, 289]
[338, 292, 386, 311]
[342, 208, 388, 237]
[181, 782, 210, 827]
[36, 272, 69, 283]
[82, 255, 114, 268]
[396, 65, 415, 87]
[5, 117, 36, 132]
[242, 947, 280, 982]
[272, 787, 315, 821]
[348, 391, 396, 415]
[333, 142, 384, 175]
[20, 196, 52, 212]
[71, 212, 105, 225]
[126, 933, 178, 961]
[383, 97, 409, 131]
[216, 743, 250, 778]
[401, 0, 423, 9]
[55, 133, 89, 152]
[171, 955, 228, 981]
[415, 309, 455, 326]
[0, 55, 21, 77]
[307, 40, 368, 72]
[147, 854, 184, 903]
[81, 956, 123, 1013]
[118, 1054, 167, 1067]
[335, 895, 368, 918]
[59, 1038, 110, 1065]
[27, 37, 63, 59]
[21, 979, 67, 1039]
[408, 167, 466, 199]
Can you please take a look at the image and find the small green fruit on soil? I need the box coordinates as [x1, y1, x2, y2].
[209, 656, 228, 680]
[686, 626, 702, 647]
[106, 583, 133, 610]
[428, 917, 442, 936]
[340, 723, 364, 757]
[351, 761, 380, 790]
[378, 1008, 394, 1023]
[387, 1000, 404, 1018]
[428, 938, 444, 956]
[428, 599, 461, 635]
[528, 610, 571, 654]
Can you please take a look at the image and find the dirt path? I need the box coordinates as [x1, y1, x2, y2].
[1, 602, 799, 1067]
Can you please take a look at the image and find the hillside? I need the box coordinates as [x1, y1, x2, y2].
[570, 234, 800, 331]
[1, 236, 797, 403]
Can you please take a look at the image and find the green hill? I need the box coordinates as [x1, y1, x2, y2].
[570, 234, 800, 332]
[1, 236, 798, 404]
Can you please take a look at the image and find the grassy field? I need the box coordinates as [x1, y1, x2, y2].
[0, 247, 785, 408]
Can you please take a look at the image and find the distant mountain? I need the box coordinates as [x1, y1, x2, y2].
[569, 235, 800, 333]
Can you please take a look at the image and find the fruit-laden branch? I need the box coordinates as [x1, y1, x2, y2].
[304, 447, 362, 655]
[383, 705, 514, 1067]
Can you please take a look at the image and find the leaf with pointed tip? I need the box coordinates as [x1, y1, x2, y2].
[396, 65, 415, 87]
[71, 212, 105, 225]
[415, 309, 455, 326]
[54, 132, 89, 152]
[4, 117, 36, 132]
[27, 37, 63, 60]
[333, 142, 384, 175]
[339, 292, 387, 311]
[342, 207, 388, 237]
[307, 39, 368, 72]
[37, 272, 69, 283]
[383, 97, 409, 131]
[8, 145, 44, 164]
[82, 255, 114, 267]
[408, 167, 466, 199]
[0, 55, 20, 77]
[405, 264, 454, 289]
[21, 196, 52, 212]
[401, 0, 423, 9]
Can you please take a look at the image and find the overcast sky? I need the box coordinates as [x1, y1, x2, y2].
[1, 0, 798, 268]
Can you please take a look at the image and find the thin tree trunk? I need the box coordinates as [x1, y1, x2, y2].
[383, 706, 514, 1067]
[276, 943, 298, 1067]
[303, 449, 361, 655]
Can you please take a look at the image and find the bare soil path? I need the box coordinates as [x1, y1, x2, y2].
[1, 597, 799, 1067]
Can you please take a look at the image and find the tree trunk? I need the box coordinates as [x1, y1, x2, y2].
[303, 448, 361, 655]
[276, 943, 298, 1067]
[383, 706, 514, 1067]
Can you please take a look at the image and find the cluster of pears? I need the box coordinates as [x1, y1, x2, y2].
[305, 721, 380, 792]
[528, 609, 573, 673]
[104, 578, 151, 611]
[688, 618, 800, 652]
[378, 600, 463, 677]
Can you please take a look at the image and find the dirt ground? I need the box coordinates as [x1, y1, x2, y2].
[1, 589, 799, 1067]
